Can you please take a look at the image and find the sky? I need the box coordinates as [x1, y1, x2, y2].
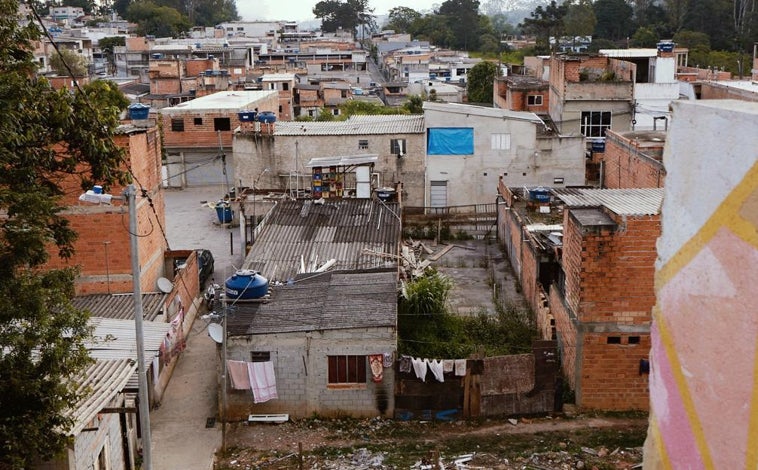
[235, 0, 439, 24]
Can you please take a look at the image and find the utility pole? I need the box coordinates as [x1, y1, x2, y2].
[126, 184, 152, 470]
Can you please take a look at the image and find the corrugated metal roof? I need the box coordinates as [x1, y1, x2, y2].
[305, 154, 378, 167]
[423, 101, 544, 123]
[242, 199, 401, 283]
[67, 359, 137, 435]
[553, 188, 663, 216]
[87, 317, 171, 368]
[227, 270, 397, 336]
[73, 293, 166, 321]
[274, 115, 425, 136]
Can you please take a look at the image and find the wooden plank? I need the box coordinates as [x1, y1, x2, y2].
[426, 244, 454, 262]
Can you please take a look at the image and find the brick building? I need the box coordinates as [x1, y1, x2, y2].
[493, 75, 549, 113]
[160, 90, 279, 187]
[601, 129, 666, 189]
[549, 55, 635, 141]
[497, 185, 663, 410]
[46, 124, 169, 296]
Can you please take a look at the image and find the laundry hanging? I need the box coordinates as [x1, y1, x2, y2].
[369, 354, 384, 383]
[248, 361, 278, 403]
[226, 360, 251, 390]
[412, 357, 428, 382]
[428, 359, 444, 382]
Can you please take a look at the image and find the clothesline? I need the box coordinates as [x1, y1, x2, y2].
[398, 355, 467, 383]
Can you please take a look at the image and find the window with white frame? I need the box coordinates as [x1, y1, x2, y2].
[527, 95, 543, 106]
[580, 111, 612, 138]
[491, 133, 511, 150]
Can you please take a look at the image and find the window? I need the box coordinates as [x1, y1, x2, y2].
[328, 355, 366, 384]
[282, 82, 289, 91]
[607, 336, 622, 344]
[553, 177, 564, 184]
[214, 117, 231, 131]
[332, 108, 340, 116]
[580, 111, 612, 138]
[194, 117, 203, 126]
[250, 351, 271, 362]
[171, 118, 184, 132]
[527, 95, 543, 106]
[390, 139, 406, 155]
[358, 139, 369, 150]
[427, 128, 474, 155]
[491, 133, 511, 150]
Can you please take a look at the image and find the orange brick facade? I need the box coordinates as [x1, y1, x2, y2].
[554, 207, 657, 410]
[603, 131, 666, 189]
[46, 126, 170, 295]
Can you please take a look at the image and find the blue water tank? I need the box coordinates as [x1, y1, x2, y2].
[529, 187, 551, 202]
[128, 103, 150, 120]
[225, 269, 269, 300]
[238, 110, 257, 122]
[257, 111, 277, 123]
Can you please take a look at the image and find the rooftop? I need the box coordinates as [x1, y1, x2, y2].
[159, 90, 278, 114]
[553, 188, 664, 216]
[227, 269, 398, 336]
[274, 115, 425, 136]
[73, 293, 167, 321]
[242, 198, 401, 283]
[423, 101, 544, 124]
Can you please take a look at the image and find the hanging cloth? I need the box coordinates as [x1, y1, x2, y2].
[429, 359, 445, 382]
[248, 361, 279, 403]
[369, 354, 384, 383]
[412, 357, 428, 382]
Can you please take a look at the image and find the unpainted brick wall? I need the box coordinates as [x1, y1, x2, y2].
[580, 333, 650, 410]
[604, 135, 665, 189]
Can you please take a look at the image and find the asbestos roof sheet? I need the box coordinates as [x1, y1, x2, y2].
[274, 114, 425, 136]
[553, 188, 664, 216]
[67, 359, 137, 435]
[227, 270, 398, 336]
[242, 198, 401, 283]
[86, 317, 171, 367]
[305, 154, 378, 167]
[73, 293, 166, 321]
[160, 90, 278, 113]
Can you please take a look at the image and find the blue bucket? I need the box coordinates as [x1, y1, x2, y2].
[215, 203, 233, 223]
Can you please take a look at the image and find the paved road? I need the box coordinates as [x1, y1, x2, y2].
[150, 186, 244, 470]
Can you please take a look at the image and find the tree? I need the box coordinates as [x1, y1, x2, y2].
[0, 2, 129, 467]
[191, 0, 239, 26]
[125, 0, 191, 37]
[49, 47, 89, 76]
[409, 14, 455, 48]
[313, 0, 375, 38]
[385, 6, 422, 32]
[403, 95, 424, 114]
[97, 36, 126, 75]
[437, 0, 484, 50]
[630, 26, 659, 46]
[564, 0, 597, 39]
[520, 0, 569, 53]
[592, 0, 634, 40]
[466, 60, 499, 104]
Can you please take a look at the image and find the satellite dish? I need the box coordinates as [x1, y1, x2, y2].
[157, 277, 174, 293]
[208, 323, 224, 344]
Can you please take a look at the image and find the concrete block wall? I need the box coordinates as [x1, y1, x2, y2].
[226, 327, 396, 420]
[235, 132, 426, 207]
[580, 332, 650, 410]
